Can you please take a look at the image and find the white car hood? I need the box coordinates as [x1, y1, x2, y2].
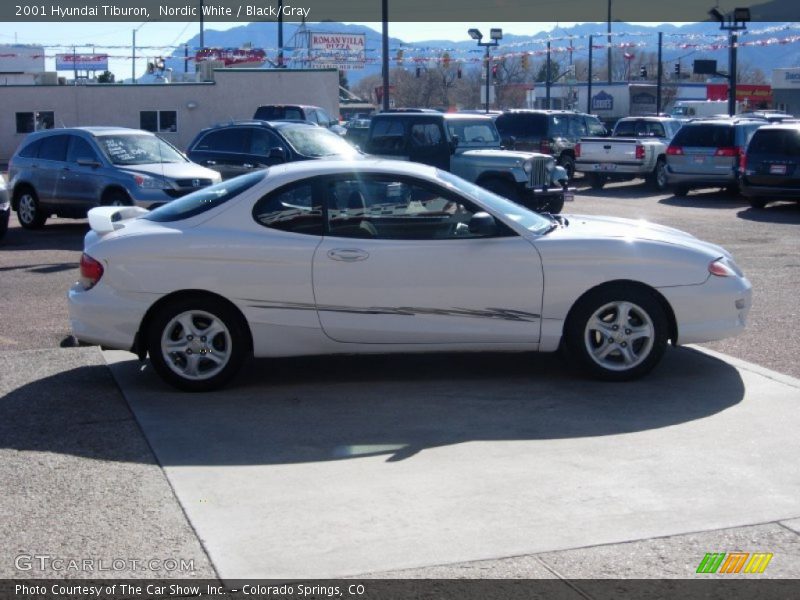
[459, 148, 537, 161]
[555, 214, 730, 258]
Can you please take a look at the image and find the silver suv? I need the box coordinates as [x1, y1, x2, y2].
[8, 127, 220, 229]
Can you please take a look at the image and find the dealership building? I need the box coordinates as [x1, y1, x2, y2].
[772, 68, 800, 115]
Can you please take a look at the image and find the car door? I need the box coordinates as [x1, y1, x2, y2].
[188, 127, 252, 180]
[408, 120, 450, 171]
[312, 173, 543, 344]
[33, 134, 70, 207]
[59, 135, 104, 209]
[249, 128, 290, 168]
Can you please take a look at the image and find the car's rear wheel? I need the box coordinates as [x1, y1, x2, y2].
[147, 297, 249, 392]
[566, 285, 669, 381]
[673, 186, 689, 197]
[559, 154, 576, 180]
[16, 188, 47, 229]
[651, 157, 668, 191]
[588, 173, 606, 190]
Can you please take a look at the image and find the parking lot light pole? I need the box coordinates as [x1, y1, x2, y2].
[468, 28, 502, 113]
[709, 7, 750, 116]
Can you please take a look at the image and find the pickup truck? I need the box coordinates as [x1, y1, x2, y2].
[574, 117, 683, 190]
[364, 112, 571, 213]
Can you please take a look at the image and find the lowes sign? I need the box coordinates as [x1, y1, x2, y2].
[591, 91, 614, 111]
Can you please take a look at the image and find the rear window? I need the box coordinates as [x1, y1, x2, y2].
[17, 138, 43, 159]
[254, 106, 305, 121]
[145, 171, 265, 222]
[193, 128, 249, 153]
[748, 129, 800, 156]
[495, 113, 548, 137]
[672, 124, 733, 148]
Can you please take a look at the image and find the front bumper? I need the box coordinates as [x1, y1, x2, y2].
[659, 274, 752, 345]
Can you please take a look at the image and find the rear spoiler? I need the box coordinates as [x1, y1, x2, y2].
[87, 206, 149, 235]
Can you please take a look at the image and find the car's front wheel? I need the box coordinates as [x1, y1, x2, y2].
[16, 188, 47, 229]
[147, 297, 250, 392]
[651, 157, 668, 191]
[566, 285, 669, 381]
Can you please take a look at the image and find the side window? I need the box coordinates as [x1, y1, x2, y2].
[323, 176, 508, 240]
[252, 182, 322, 236]
[140, 110, 178, 133]
[648, 122, 666, 138]
[368, 120, 406, 153]
[614, 120, 636, 137]
[549, 116, 567, 136]
[410, 123, 443, 147]
[587, 117, 606, 136]
[18, 138, 43, 158]
[66, 136, 100, 163]
[195, 129, 248, 153]
[317, 109, 332, 126]
[570, 116, 588, 137]
[249, 129, 283, 156]
[37, 135, 69, 161]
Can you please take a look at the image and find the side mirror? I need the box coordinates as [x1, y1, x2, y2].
[268, 147, 287, 162]
[468, 211, 497, 236]
[77, 158, 101, 168]
[449, 135, 459, 154]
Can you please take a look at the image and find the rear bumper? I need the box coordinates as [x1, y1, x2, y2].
[665, 167, 736, 188]
[576, 162, 649, 176]
[741, 182, 800, 198]
[68, 282, 152, 351]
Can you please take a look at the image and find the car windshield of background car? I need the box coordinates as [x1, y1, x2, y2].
[436, 170, 553, 235]
[97, 134, 187, 165]
[144, 170, 266, 222]
[446, 120, 500, 146]
[280, 127, 361, 158]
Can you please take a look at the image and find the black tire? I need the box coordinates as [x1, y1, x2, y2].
[147, 296, 250, 392]
[482, 178, 520, 203]
[673, 186, 689, 197]
[0, 209, 9, 241]
[103, 190, 132, 207]
[565, 284, 669, 381]
[545, 193, 565, 214]
[748, 197, 768, 209]
[651, 157, 668, 191]
[725, 183, 741, 196]
[15, 187, 48, 229]
[587, 173, 606, 190]
[559, 154, 576, 180]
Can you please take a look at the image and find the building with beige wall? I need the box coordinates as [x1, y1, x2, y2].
[0, 68, 340, 162]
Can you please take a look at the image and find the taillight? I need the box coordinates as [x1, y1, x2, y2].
[635, 144, 645, 160]
[739, 151, 747, 172]
[713, 147, 739, 157]
[540, 139, 552, 154]
[708, 258, 736, 277]
[79, 253, 104, 290]
[666, 146, 683, 156]
[575, 143, 581, 158]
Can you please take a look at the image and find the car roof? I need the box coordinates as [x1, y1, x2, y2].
[617, 116, 678, 122]
[201, 120, 318, 132]
[682, 118, 765, 126]
[752, 123, 800, 131]
[501, 109, 592, 116]
[260, 157, 441, 181]
[29, 126, 153, 137]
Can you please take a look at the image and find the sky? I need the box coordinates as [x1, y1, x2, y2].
[1, 21, 672, 79]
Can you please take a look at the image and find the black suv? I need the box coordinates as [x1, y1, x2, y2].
[741, 123, 800, 208]
[495, 110, 608, 179]
[187, 120, 362, 180]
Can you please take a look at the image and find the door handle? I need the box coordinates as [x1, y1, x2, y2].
[205, 160, 217, 165]
[327, 248, 369, 262]
[243, 163, 254, 169]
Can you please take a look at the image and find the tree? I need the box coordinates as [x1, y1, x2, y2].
[97, 70, 115, 83]
[339, 69, 349, 90]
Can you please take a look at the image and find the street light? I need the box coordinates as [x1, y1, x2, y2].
[708, 6, 750, 116]
[468, 27, 503, 113]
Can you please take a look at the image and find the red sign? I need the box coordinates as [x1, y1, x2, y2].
[706, 83, 772, 108]
[195, 48, 266, 67]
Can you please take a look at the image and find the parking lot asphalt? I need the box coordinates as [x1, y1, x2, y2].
[2, 181, 800, 581]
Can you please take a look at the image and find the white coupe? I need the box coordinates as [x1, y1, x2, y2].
[69, 160, 752, 391]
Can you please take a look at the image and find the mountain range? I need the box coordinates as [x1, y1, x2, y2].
[167, 21, 800, 87]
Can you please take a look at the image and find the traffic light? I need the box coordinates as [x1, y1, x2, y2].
[457, 65, 462, 79]
[492, 64, 498, 80]
[639, 66, 647, 79]
[674, 62, 681, 77]
[520, 53, 529, 71]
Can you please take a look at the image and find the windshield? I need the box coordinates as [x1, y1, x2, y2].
[436, 170, 553, 235]
[280, 126, 361, 158]
[671, 107, 690, 117]
[145, 171, 265, 222]
[446, 119, 501, 146]
[97, 134, 186, 165]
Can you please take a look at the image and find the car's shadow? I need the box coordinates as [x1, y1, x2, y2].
[1, 346, 745, 466]
[658, 189, 749, 209]
[737, 201, 800, 224]
[0, 218, 87, 252]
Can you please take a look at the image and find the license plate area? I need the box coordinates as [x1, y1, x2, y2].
[770, 164, 787, 175]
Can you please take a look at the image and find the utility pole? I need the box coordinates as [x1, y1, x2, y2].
[546, 41, 551, 109]
[656, 31, 663, 114]
[587, 35, 593, 114]
[607, 0, 612, 84]
[381, 0, 389, 111]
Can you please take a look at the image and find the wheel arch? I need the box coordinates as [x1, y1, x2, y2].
[101, 185, 132, 205]
[563, 279, 678, 345]
[11, 182, 37, 210]
[133, 289, 254, 360]
[476, 171, 518, 187]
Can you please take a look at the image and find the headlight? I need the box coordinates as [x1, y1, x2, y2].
[133, 174, 170, 189]
[522, 160, 533, 175]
